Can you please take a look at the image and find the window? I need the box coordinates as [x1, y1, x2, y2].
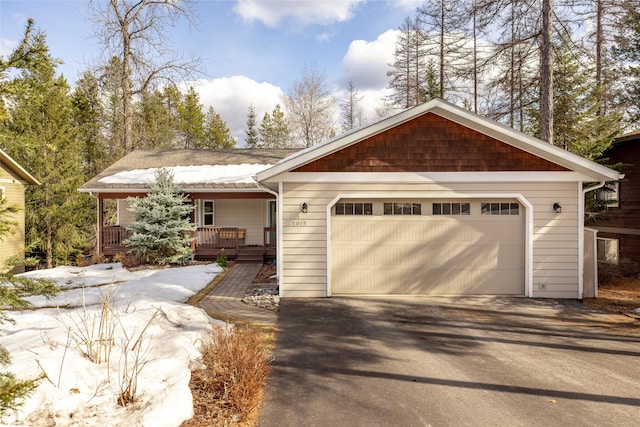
[595, 182, 619, 208]
[597, 237, 619, 264]
[335, 202, 373, 215]
[432, 202, 470, 216]
[202, 200, 214, 226]
[384, 202, 421, 215]
[481, 202, 519, 215]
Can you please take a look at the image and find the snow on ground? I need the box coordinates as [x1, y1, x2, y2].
[0, 263, 224, 427]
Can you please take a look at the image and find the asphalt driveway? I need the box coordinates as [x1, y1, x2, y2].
[259, 296, 640, 426]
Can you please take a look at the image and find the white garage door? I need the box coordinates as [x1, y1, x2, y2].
[331, 200, 524, 295]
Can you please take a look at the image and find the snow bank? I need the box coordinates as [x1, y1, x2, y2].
[0, 263, 224, 427]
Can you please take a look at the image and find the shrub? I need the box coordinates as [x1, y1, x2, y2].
[216, 249, 227, 268]
[189, 326, 271, 423]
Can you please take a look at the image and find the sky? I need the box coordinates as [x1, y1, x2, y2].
[0, 0, 424, 145]
[1, 262, 225, 426]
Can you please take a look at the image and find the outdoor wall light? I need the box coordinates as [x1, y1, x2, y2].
[553, 202, 562, 214]
[301, 202, 308, 213]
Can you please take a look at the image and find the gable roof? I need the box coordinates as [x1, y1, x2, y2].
[0, 148, 40, 185]
[79, 148, 298, 193]
[256, 98, 621, 183]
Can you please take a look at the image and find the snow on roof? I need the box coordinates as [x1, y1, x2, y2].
[98, 164, 272, 185]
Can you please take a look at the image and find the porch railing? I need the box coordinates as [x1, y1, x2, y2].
[100, 226, 274, 257]
[192, 227, 246, 250]
[102, 226, 133, 250]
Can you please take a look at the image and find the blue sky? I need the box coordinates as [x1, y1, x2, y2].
[1, 0, 421, 143]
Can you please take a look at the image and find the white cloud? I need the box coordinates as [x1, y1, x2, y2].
[187, 76, 284, 147]
[389, 0, 424, 11]
[234, 0, 364, 28]
[341, 29, 397, 90]
[0, 38, 18, 57]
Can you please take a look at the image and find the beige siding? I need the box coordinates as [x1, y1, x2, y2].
[118, 199, 136, 226]
[280, 180, 580, 298]
[0, 179, 26, 274]
[215, 199, 266, 246]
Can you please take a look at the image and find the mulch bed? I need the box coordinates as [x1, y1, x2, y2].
[252, 263, 277, 283]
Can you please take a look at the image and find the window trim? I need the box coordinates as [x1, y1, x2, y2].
[201, 200, 215, 226]
[432, 202, 470, 216]
[383, 202, 422, 215]
[335, 202, 373, 216]
[597, 237, 619, 264]
[481, 202, 520, 215]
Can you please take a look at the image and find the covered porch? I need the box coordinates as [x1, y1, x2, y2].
[96, 191, 277, 263]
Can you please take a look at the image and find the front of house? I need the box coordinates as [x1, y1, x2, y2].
[79, 148, 297, 262]
[81, 99, 621, 299]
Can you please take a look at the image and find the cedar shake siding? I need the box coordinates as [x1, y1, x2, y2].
[294, 113, 570, 173]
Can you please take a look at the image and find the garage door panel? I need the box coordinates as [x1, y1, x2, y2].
[331, 203, 524, 295]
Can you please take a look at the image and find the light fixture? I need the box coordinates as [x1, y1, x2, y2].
[553, 202, 562, 214]
[301, 202, 308, 213]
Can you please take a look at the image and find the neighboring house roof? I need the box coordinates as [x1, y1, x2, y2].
[78, 148, 298, 193]
[0, 148, 40, 186]
[256, 98, 622, 183]
[615, 128, 640, 143]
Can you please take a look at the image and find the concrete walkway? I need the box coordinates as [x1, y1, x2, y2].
[199, 263, 277, 325]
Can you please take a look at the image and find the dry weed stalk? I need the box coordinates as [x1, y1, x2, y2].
[117, 309, 159, 406]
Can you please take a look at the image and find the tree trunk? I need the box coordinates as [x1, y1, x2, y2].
[540, 0, 554, 144]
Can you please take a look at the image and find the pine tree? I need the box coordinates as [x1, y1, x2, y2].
[0, 198, 19, 242]
[203, 106, 235, 148]
[245, 104, 259, 148]
[178, 87, 205, 148]
[259, 104, 291, 148]
[1, 28, 93, 268]
[124, 168, 195, 264]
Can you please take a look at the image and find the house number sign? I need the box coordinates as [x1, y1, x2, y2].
[290, 220, 306, 226]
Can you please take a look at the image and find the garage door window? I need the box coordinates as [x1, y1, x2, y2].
[481, 202, 519, 215]
[432, 202, 470, 216]
[384, 202, 421, 215]
[335, 202, 373, 215]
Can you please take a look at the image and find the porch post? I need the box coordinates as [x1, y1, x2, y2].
[97, 196, 103, 256]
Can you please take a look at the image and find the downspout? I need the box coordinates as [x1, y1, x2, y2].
[579, 181, 606, 300]
[254, 180, 282, 297]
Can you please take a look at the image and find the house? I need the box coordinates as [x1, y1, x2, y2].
[0, 148, 40, 273]
[81, 99, 621, 299]
[256, 99, 621, 299]
[592, 130, 640, 270]
[78, 148, 298, 262]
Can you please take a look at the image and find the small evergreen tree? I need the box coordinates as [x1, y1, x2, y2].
[0, 274, 58, 414]
[124, 168, 195, 264]
[245, 104, 259, 148]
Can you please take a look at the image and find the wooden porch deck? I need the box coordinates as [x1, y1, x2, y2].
[101, 226, 276, 262]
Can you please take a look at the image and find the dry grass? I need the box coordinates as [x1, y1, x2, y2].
[182, 325, 273, 427]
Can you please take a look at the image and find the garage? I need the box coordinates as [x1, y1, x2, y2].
[331, 199, 524, 295]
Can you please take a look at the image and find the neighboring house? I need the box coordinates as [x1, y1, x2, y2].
[82, 99, 621, 299]
[592, 130, 640, 269]
[0, 148, 40, 273]
[78, 148, 298, 262]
